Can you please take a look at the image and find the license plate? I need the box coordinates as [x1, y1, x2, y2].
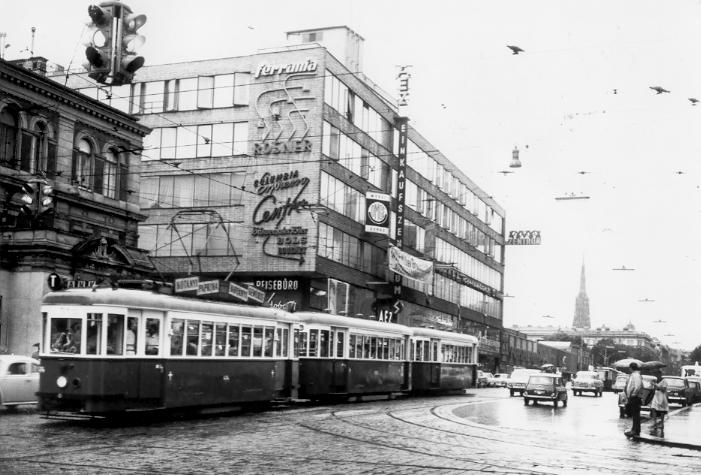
[536, 390, 545, 394]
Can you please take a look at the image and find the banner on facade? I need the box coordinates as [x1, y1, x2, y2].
[388, 245, 434, 285]
[364, 192, 391, 235]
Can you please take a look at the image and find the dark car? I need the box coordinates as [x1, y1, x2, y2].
[686, 377, 701, 404]
[663, 376, 694, 406]
[523, 374, 568, 408]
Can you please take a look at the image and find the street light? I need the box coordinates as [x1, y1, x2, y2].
[603, 345, 615, 366]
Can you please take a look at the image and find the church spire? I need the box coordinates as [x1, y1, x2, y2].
[573, 261, 591, 329]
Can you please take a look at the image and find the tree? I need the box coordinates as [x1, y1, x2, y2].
[689, 344, 701, 364]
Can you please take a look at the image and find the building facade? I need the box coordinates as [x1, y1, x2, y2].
[66, 27, 508, 367]
[0, 57, 153, 355]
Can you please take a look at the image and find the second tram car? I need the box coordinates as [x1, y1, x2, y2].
[410, 327, 478, 393]
[38, 287, 481, 418]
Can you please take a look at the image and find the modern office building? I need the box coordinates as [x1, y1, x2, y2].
[66, 26, 507, 369]
[0, 57, 152, 354]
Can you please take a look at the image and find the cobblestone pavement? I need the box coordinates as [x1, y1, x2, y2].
[1, 391, 701, 474]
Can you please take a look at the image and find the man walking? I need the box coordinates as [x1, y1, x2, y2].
[624, 361, 643, 437]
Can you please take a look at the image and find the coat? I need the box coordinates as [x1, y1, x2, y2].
[651, 379, 669, 413]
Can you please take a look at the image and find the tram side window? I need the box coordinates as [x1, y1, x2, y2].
[298, 330, 307, 357]
[228, 324, 240, 356]
[369, 337, 377, 359]
[400, 340, 406, 360]
[319, 330, 329, 357]
[126, 317, 138, 355]
[186, 321, 200, 356]
[282, 328, 289, 357]
[308, 329, 318, 357]
[201, 322, 214, 356]
[107, 314, 125, 355]
[264, 327, 274, 357]
[275, 328, 282, 357]
[241, 326, 252, 357]
[252, 327, 263, 357]
[349, 335, 356, 358]
[363, 336, 370, 358]
[422, 341, 430, 362]
[382, 338, 389, 359]
[86, 313, 102, 355]
[214, 323, 226, 356]
[432, 341, 439, 362]
[389, 340, 395, 360]
[336, 331, 344, 358]
[145, 318, 160, 355]
[170, 319, 184, 356]
[50, 318, 82, 354]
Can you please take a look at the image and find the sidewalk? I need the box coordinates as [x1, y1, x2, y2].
[634, 403, 701, 450]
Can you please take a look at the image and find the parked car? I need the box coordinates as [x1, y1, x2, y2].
[685, 377, 701, 404]
[477, 371, 493, 388]
[507, 368, 541, 396]
[663, 376, 695, 406]
[0, 355, 41, 409]
[572, 370, 604, 397]
[489, 373, 510, 387]
[523, 374, 568, 407]
[612, 374, 629, 394]
[618, 375, 656, 418]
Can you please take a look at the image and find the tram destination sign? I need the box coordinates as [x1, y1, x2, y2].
[174, 276, 199, 293]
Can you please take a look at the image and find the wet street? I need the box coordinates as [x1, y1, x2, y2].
[2, 388, 700, 474]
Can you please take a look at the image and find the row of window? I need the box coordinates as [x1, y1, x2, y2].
[0, 107, 57, 175]
[142, 122, 249, 161]
[139, 222, 240, 257]
[139, 172, 246, 209]
[324, 73, 393, 150]
[74, 138, 129, 199]
[78, 74, 251, 115]
[431, 273, 501, 319]
[411, 340, 475, 363]
[320, 172, 366, 223]
[435, 238, 501, 290]
[317, 222, 386, 276]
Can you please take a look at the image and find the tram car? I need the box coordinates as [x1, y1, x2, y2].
[38, 288, 298, 417]
[294, 311, 412, 401]
[410, 327, 478, 393]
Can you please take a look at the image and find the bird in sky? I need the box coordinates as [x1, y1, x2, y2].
[498, 170, 514, 175]
[675, 170, 685, 175]
[507, 45, 524, 55]
[649, 86, 670, 94]
[653, 319, 666, 323]
[576, 171, 590, 175]
[638, 298, 655, 303]
[664, 334, 675, 337]
[542, 315, 555, 319]
[612, 265, 635, 271]
[689, 98, 699, 106]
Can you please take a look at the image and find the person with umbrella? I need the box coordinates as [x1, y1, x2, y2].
[644, 361, 669, 437]
[624, 361, 644, 437]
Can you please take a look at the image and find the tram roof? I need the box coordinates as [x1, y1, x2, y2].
[42, 288, 298, 323]
[294, 311, 413, 335]
[411, 327, 479, 344]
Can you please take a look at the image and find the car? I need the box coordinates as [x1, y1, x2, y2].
[489, 373, 510, 387]
[0, 355, 41, 409]
[476, 371, 493, 388]
[507, 368, 541, 396]
[618, 375, 656, 418]
[612, 374, 629, 394]
[572, 370, 604, 397]
[523, 374, 568, 407]
[685, 377, 701, 404]
[663, 376, 695, 407]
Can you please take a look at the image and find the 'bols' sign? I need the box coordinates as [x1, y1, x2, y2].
[251, 170, 311, 265]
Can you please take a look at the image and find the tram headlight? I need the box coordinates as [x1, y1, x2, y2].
[56, 376, 68, 388]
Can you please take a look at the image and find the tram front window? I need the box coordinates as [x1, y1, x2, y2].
[50, 318, 82, 354]
[86, 313, 103, 355]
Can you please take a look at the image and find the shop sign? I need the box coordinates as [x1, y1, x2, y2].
[396, 65, 412, 109]
[174, 276, 199, 293]
[228, 282, 248, 302]
[247, 285, 266, 304]
[197, 280, 220, 296]
[365, 192, 390, 235]
[479, 336, 501, 354]
[506, 230, 542, 245]
[251, 169, 311, 265]
[255, 279, 299, 291]
[254, 140, 312, 156]
[47, 273, 63, 291]
[65, 280, 97, 289]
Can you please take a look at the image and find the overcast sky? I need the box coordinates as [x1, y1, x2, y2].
[3, 1, 701, 351]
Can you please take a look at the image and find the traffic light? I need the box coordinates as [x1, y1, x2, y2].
[116, 6, 147, 82]
[84, 4, 116, 83]
[17, 180, 54, 226]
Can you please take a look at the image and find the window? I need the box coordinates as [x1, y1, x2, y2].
[74, 138, 93, 188]
[145, 318, 160, 355]
[233, 73, 250, 106]
[170, 319, 184, 356]
[197, 76, 214, 109]
[178, 78, 197, 110]
[0, 107, 18, 166]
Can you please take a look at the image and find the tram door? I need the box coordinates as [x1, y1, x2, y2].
[429, 339, 441, 387]
[138, 313, 165, 402]
[331, 328, 347, 391]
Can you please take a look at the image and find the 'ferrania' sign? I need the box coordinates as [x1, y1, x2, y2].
[254, 59, 318, 79]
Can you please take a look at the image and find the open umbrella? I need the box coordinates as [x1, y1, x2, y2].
[642, 360, 666, 370]
[612, 358, 644, 371]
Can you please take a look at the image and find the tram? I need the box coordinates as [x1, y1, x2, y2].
[38, 288, 298, 417]
[410, 327, 478, 393]
[38, 287, 480, 418]
[295, 311, 412, 400]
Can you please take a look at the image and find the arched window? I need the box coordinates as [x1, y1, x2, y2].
[0, 108, 18, 166]
[97, 147, 119, 198]
[74, 138, 93, 188]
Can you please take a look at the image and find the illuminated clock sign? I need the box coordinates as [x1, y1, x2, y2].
[365, 192, 390, 235]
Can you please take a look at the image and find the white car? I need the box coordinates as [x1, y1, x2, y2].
[0, 355, 41, 409]
[488, 373, 510, 387]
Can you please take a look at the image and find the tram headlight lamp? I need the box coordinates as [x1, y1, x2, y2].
[56, 376, 68, 388]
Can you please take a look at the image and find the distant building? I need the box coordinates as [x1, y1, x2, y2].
[572, 262, 590, 329]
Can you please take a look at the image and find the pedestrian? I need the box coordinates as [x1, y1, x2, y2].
[649, 377, 669, 437]
[624, 362, 643, 437]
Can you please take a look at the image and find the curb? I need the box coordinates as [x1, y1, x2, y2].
[631, 405, 701, 451]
